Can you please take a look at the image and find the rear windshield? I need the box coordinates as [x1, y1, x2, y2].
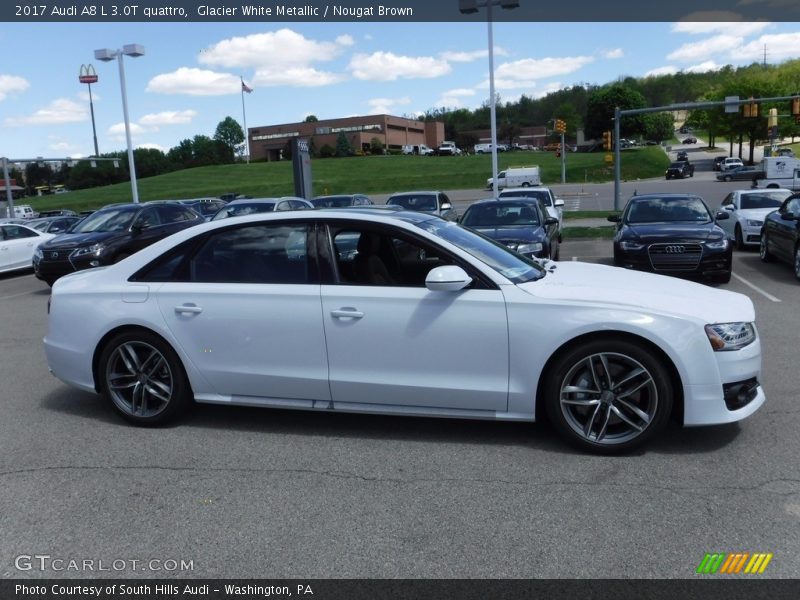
[461, 203, 540, 227]
[212, 203, 276, 220]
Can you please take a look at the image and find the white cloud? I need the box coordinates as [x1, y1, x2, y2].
[147, 67, 242, 96]
[0, 74, 30, 101]
[76, 90, 100, 102]
[644, 66, 679, 77]
[493, 56, 595, 84]
[667, 35, 743, 62]
[731, 32, 800, 60]
[199, 29, 342, 69]
[443, 88, 476, 97]
[366, 96, 411, 115]
[481, 78, 538, 91]
[335, 34, 355, 46]
[139, 110, 198, 128]
[108, 122, 146, 137]
[529, 82, 565, 99]
[672, 19, 772, 37]
[252, 67, 344, 87]
[4, 98, 87, 126]
[349, 52, 451, 81]
[685, 60, 723, 73]
[603, 48, 624, 59]
[440, 47, 508, 63]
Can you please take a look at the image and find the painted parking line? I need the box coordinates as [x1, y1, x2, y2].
[0, 289, 38, 302]
[731, 272, 781, 303]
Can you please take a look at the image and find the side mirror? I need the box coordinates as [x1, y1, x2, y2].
[545, 217, 558, 225]
[780, 212, 797, 221]
[715, 211, 730, 220]
[425, 265, 472, 292]
[554, 198, 565, 207]
[440, 202, 452, 211]
[607, 215, 621, 222]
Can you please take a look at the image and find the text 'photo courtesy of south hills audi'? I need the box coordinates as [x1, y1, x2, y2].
[196, 5, 414, 17]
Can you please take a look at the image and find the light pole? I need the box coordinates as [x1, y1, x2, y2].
[94, 44, 144, 203]
[79, 64, 100, 157]
[459, 0, 520, 199]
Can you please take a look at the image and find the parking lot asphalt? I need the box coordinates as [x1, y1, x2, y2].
[1, 241, 799, 580]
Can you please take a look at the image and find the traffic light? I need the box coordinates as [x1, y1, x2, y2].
[743, 98, 759, 118]
[768, 108, 778, 128]
[554, 119, 566, 133]
[603, 130, 612, 151]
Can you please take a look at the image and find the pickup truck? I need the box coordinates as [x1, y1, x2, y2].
[665, 160, 694, 179]
[436, 141, 462, 156]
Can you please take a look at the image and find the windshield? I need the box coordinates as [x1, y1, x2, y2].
[626, 197, 711, 224]
[499, 190, 551, 206]
[413, 219, 546, 284]
[740, 192, 788, 210]
[312, 196, 354, 208]
[387, 194, 437, 212]
[70, 207, 137, 233]
[461, 202, 540, 227]
[212, 202, 276, 221]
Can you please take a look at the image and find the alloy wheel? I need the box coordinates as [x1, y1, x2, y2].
[559, 352, 658, 446]
[105, 341, 174, 418]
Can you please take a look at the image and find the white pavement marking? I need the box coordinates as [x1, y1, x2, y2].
[731, 272, 781, 303]
[0, 290, 37, 302]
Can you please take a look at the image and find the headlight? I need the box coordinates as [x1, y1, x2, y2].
[517, 243, 543, 255]
[706, 237, 729, 250]
[705, 323, 756, 351]
[70, 243, 105, 258]
[33, 247, 43, 260]
[619, 240, 645, 251]
[746, 219, 763, 227]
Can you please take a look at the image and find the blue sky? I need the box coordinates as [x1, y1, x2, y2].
[1, 21, 799, 159]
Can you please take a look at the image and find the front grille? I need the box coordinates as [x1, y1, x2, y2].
[44, 249, 73, 262]
[647, 243, 703, 271]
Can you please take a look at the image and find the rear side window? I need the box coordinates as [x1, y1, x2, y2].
[158, 205, 198, 223]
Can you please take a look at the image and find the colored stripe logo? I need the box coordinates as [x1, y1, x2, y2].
[696, 553, 773, 574]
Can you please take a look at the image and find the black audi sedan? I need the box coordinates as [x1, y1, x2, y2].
[33, 202, 204, 286]
[760, 192, 800, 280]
[608, 194, 732, 283]
[460, 198, 560, 260]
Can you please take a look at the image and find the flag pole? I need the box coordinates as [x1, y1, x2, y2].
[241, 76, 250, 164]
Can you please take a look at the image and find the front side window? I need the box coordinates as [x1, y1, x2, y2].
[785, 198, 800, 215]
[387, 194, 437, 212]
[158, 205, 197, 223]
[70, 208, 137, 233]
[2, 225, 39, 240]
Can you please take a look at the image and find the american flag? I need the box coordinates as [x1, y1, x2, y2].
[241, 80, 253, 93]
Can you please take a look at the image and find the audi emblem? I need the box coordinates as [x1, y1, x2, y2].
[664, 245, 685, 254]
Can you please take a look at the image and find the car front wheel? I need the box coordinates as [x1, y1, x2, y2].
[760, 232, 774, 262]
[735, 225, 745, 250]
[99, 330, 191, 425]
[545, 339, 673, 453]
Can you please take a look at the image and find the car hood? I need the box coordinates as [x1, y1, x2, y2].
[622, 223, 720, 242]
[735, 208, 778, 221]
[41, 231, 122, 249]
[470, 225, 545, 243]
[518, 261, 754, 323]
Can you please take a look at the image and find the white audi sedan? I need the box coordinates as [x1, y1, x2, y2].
[44, 209, 765, 453]
[718, 188, 793, 249]
[0, 223, 55, 275]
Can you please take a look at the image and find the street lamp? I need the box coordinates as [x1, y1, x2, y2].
[459, 0, 520, 199]
[94, 44, 145, 203]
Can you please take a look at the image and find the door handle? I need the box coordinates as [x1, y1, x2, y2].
[331, 308, 364, 319]
[174, 304, 203, 315]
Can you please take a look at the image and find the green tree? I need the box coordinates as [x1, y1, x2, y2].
[584, 84, 648, 140]
[369, 137, 384, 155]
[335, 132, 352, 157]
[643, 113, 675, 143]
[213, 116, 245, 157]
[304, 115, 319, 122]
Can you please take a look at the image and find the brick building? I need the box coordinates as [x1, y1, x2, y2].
[248, 115, 445, 161]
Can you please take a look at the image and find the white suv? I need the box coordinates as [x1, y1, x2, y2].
[13, 205, 36, 219]
[721, 158, 744, 172]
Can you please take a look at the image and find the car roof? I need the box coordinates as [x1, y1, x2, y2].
[500, 186, 552, 193]
[627, 193, 703, 202]
[470, 197, 544, 207]
[315, 206, 436, 223]
[388, 191, 441, 196]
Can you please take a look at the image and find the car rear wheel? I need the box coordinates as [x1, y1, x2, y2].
[544, 339, 673, 454]
[735, 225, 745, 250]
[99, 330, 191, 426]
[794, 246, 800, 281]
[724, 175, 732, 182]
[760, 233, 774, 262]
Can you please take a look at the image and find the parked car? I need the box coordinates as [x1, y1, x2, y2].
[386, 191, 458, 221]
[716, 165, 764, 183]
[775, 147, 795, 158]
[676, 151, 689, 162]
[0, 223, 55, 275]
[665, 161, 694, 179]
[498, 187, 566, 239]
[682, 137, 698, 144]
[609, 193, 732, 283]
[759, 192, 800, 279]
[211, 197, 313, 221]
[401, 144, 434, 156]
[12, 205, 37, 219]
[311, 194, 373, 208]
[436, 141, 462, 156]
[713, 156, 727, 171]
[460, 198, 560, 260]
[721, 157, 745, 172]
[44, 208, 765, 453]
[27, 216, 81, 235]
[486, 166, 541, 190]
[176, 198, 228, 221]
[33, 201, 205, 286]
[718, 189, 792, 249]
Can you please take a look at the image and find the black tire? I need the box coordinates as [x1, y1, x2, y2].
[544, 338, 674, 454]
[760, 232, 774, 263]
[552, 240, 560, 261]
[521, 182, 530, 187]
[734, 225, 745, 251]
[724, 175, 732, 182]
[711, 271, 732, 284]
[98, 330, 191, 426]
[794, 246, 800, 282]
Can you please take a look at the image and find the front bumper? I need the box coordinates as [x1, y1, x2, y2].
[614, 245, 732, 279]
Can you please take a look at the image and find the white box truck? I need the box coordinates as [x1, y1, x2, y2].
[758, 156, 800, 190]
[486, 166, 541, 190]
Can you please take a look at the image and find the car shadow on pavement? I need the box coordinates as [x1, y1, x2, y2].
[649, 420, 742, 454]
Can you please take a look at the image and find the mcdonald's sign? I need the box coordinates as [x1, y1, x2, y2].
[696, 552, 773, 574]
[79, 64, 98, 84]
